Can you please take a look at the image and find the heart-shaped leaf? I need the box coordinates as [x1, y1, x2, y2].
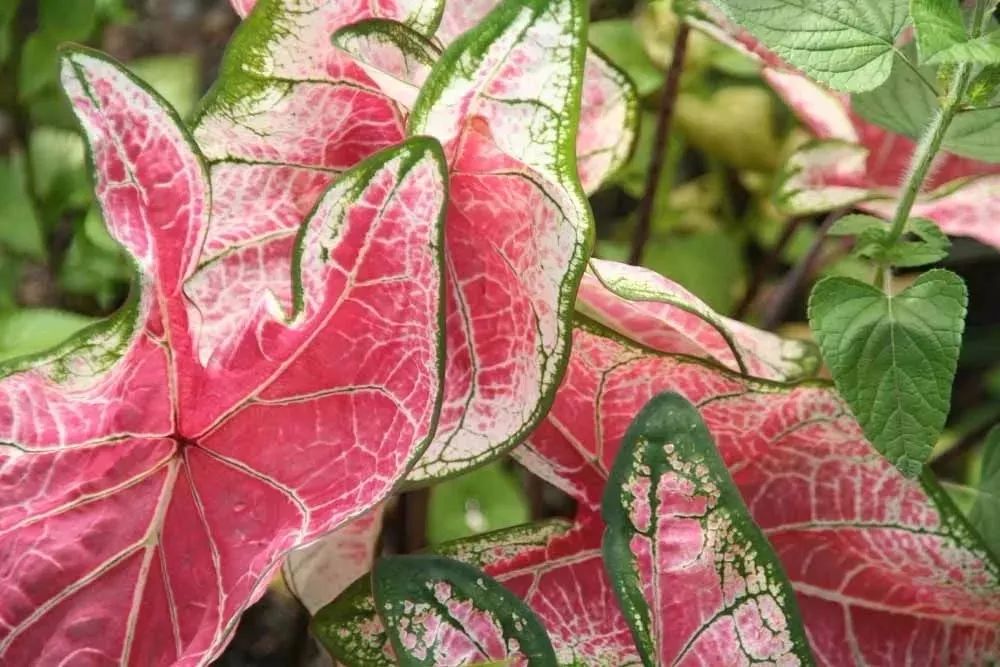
[602, 392, 813, 666]
[0, 50, 446, 664]
[373, 554, 558, 666]
[808, 270, 968, 476]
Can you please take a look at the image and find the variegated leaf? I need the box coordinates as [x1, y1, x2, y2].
[513, 321, 1000, 664]
[0, 51, 446, 665]
[602, 392, 813, 665]
[373, 554, 558, 666]
[403, 0, 594, 482]
[283, 504, 386, 614]
[578, 259, 819, 382]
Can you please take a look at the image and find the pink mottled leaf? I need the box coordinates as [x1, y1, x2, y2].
[0, 50, 446, 664]
[578, 259, 819, 382]
[402, 0, 595, 482]
[283, 504, 386, 614]
[602, 392, 813, 666]
[372, 554, 558, 666]
[514, 319, 1000, 664]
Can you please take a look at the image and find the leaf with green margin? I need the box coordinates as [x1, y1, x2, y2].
[331, 18, 440, 107]
[602, 392, 813, 666]
[373, 554, 558, 666]
[312, 520, 574, 666]
[427, 461, 530, 544]
[707, 0, 910, 92]
[971, 426, 1000, 559]
[808, 270, 968, 476]
[403, 0, 596, 484]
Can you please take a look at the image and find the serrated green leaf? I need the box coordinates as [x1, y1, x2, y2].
[884, 217, 950, 267]
[373, 555, 558, 667]
[970, 426, 1000, 559]
[708, 0, 909, 92]
[427, 462, 529, 545]
[39, 0, 95, 40]
[911, 0, 970, 64]
[0, 153, 45, 260]
[602, 392, 814, 667]
[0, 308, 97, 362]
[808, 270, 968, 476]
[827, 213, 888, 237]
[853, 52, 1000, 162]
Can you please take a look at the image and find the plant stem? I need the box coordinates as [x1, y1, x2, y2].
[734, 215, 805, 320]
[878, 0, 991, 283]
[628, 22, 690, 266]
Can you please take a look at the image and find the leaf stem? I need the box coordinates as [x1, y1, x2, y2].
[882, 0, 992, 254]
[628, 22, 690, 266]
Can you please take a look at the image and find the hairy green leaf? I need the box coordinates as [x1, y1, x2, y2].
[373, 555, 558, 666]
[808, 270, 968, 476]
[708, 0, 909, 92]
[602, 392, 814, 667]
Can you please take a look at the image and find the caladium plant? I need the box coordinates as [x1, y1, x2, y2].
[203, 0, 637, 484]
[318, 261, 1000, 665]
[0, 50, 447, 665]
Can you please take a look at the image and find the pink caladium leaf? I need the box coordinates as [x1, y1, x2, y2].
[371, 554, 558, 666]
[283, 504, 386, 614]
[578, 259, 819, 382]
[689, 9, 1000, 253]
[512, 319, 1000, 665]
[401, 0, 596, 482]
[602, 392, 813, 665]
[0, 50, 446, 665]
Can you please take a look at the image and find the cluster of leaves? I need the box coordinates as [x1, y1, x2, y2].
[0, 0, 999, 665]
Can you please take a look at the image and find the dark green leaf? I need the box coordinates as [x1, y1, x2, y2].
[808, 270, 968, 476]
[19, 32, 59, 100]
[373, 555, 558, 667]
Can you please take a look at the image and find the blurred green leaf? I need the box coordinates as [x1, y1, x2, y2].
[29, 127, 89, 211]
[676, 87, 781, 172]
[970, 426, 1000, 559]
[426, 462, 530, 544]
[643, 232, 746, 313]
[0, 307, 96, 361]
[589, 20, 664, 96]
[129, 54, 201, 119]
[60, 218, 129, 308]
[19, 32, 59, 100]
[0, 0, 20, 64]
[0, 153, 45, 260]
[39, 0, 96, 41]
